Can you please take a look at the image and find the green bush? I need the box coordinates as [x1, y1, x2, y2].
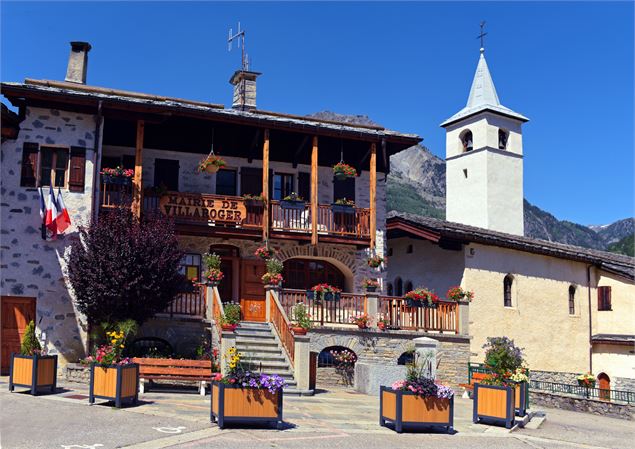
[203, 252, 222, 270]
[220, 303, 241, 325]
[265, 258, 284, 275]
[20, 320, 42, 356]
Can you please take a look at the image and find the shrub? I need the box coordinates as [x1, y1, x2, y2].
[203, 252, 222, 270]
[67, 208, 183, 326]
[265, 258, 284, 275]
[20, 320, 42, 356]
[291, 303, 312, 330]
[483, 336, 525, 376]
[220, 303, 241, 325]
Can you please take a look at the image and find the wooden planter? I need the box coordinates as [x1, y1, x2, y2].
[331, 204, 355, 214]
[379, 386, 454, 433]
[514, 382, 529, 416]
[9, 353, 57, 395]
[89, 363, 139, 408]
[210, 381, 283, 429]
[280, 200, 306, 211]
[473, 383, 515, 429]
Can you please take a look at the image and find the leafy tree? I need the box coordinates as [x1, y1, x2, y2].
[482, 336, 525, 374]
[20, 320, 42, 356]
[67, 208, 183, 326]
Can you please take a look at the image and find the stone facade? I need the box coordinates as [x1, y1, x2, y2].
[1, 106, 98, 367]
[135, 317, 208, 358]
[65, 362, 90, 383]
[530, 391, 635, 421]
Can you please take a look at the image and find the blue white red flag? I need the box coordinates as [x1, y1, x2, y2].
[56, 188, 71, 233]
[45, 185, 58, 237]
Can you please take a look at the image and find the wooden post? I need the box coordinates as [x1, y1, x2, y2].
[310, 136, 318, 246]
[369, 142, 377, 249]
[131, 120, 144, 218]
[262, 129, 270, 242]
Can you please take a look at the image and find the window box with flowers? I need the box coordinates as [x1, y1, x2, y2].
[9, 320, 57, 396]
[380, 361, 455, 433]
[101, 166, 134, 185]
[197, 155, 226, 174]
[211, 347, 285, 429]
[333, 162, 357, 181]
[307, 283, 341, 301]
[331, 198, 356, 214]
[446, 286, 474, 303]
[85, 324, 139, 408]
[367, 255, 384, 269]
[577, 372, 596, 388]
[290, 303, 312, 335]
[280, 192, 305, 211]
[243, 193, 264, 208]
[362, 278, 380, 293]
[404, 288, 439, 308]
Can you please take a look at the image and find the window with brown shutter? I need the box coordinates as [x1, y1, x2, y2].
[68, 147, 86, 192]
[20, 142, 39, 187]
[598, 286, 612, 311]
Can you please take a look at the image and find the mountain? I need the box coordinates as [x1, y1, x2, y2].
[607, 233, 635, 257]
[308, 111, 631, 253]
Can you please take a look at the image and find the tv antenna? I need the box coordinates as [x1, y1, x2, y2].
[228, 22, 249, 71]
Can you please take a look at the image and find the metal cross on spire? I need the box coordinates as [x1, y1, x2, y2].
[477, 21, 487, 52]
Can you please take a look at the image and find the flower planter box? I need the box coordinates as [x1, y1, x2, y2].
[306, 290, 316, 300]
[365, 286, 377, 293]
[323, 292, 341, 301]
[577, 379, 596, 388]
[331, 204, 355, 214]
[379, 386, 454, 433]
[405, 298, 423, 307]
[9, 353, 57, 395]
[89, 363, 139, 408]
[245, 199, 264, 208]
[280, 200, 306, 211]
[514, 382, 528, 416]
[473, 383, 515, 429]
[102, 175, 132, 185]
[210, 381, 283, 429]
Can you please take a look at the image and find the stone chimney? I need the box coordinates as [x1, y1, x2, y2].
[65, 41, 92, 84]
[229, 70, 261, 111]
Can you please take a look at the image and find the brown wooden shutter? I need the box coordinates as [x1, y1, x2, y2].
[68, 146, 86, 192]
[20, 142, 39, 187]
[597, 286, 612, 311]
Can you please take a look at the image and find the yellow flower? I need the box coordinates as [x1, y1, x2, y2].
[120, 344, 124, 348]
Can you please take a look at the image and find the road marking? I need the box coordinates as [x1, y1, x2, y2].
[152, 426, 187, 434]
[61, 445, 104, 449]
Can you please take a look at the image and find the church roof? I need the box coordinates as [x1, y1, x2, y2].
[440, 50, 529, 127]
[387, 212, 635, 281]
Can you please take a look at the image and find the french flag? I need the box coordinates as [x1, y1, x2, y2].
[38, 187, 47, 240]
[45, 185, 58, 238]
[56, 188, 71, 233]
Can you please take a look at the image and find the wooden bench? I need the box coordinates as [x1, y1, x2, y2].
[132, 358, 216, 396]
[459, 372, 489, 398]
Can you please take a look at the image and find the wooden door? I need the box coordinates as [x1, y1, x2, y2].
[1, 296, 36, 374]
[598, 373, 611, 401]
[240, 260, 266, 322]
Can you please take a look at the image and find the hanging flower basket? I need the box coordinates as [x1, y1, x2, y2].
[197, 155, 226, 174]
[367, 255, 384, 269]
[333, 162, 357, 181]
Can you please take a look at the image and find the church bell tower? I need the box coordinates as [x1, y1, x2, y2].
[441, 41, 529, 236]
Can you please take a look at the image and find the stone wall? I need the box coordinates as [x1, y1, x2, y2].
[530, 391, 634, 421]
[1, 106, 97, 367]
[530, 370, 579, 385]
[65, 362, 90, 383]
[615, 377, 635, 393]
[136, 317, 208, 358]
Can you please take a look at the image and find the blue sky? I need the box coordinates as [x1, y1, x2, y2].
[2, 1, 633, 225]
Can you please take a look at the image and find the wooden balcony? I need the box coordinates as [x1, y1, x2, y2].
[99, 183, 371, 244]
[156, 286, 207, 320]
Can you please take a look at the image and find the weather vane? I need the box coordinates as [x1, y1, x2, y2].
[477, 21, 487, 52]
[228, 22, 249, 71]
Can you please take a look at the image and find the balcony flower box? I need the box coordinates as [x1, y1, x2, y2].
[473, 383, 515, 429]
[9, 353, 58, 395]
[102, 175, 132, 185]
[89, 363, 139, 408]
[380, 386, 454, 433]
[331, 203, 355, 214]
[280, 200, 305, 211]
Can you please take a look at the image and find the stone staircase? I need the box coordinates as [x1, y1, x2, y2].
[234, 322, 304, 394]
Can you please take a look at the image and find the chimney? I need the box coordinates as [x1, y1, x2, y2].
[229, 70, 261, 111]
[65, 41, 92, 84]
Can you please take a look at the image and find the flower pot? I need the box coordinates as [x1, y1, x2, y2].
[245, 199, 264, 208]
[221, 324, 237, 332]
[577, 379, 596, 388]
[365, 286, 377, 293]
[331, 204, 355, 214]
[205, 164, 220, 174]
[9, 353, 57, 395]
[280, 200, 306, 211]
[473, 383, 515, 429]
[306, 290, 316, 300]
[323, 292, 340, 301]
[291, 327, 308, 335]
[377, 322, 387, 331]
[334, 172, 349, 182]
[356, 323, 368, 330]
[102, 175, 132, 185]
[405, 298, 421, 307]
[380, 386, 454, 433]
[211, 381, 283, 429]
[89, 363, 139, 408]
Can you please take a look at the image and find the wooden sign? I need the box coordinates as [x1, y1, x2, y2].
[159, 193, 246, 223]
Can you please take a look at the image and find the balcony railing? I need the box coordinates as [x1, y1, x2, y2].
[159, 286, 207, 319]
[379, 296, 459, 333]
[99, 182, 371, 241]
[280, 288, 366, 326]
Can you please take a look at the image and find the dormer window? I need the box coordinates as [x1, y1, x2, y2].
[498, 129, 509, 150]
[460, 129, 473, 152]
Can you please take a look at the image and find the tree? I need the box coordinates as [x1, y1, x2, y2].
[21, 320, 42, 355]
[67, 208, 184, 325]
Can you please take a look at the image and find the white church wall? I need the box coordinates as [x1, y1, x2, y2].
[446, 150, 489, 228]
[483, 112, 523, 155]
[592, 344, 635, 385]
[594, 270, 635, 336]
[486, 150, 524, 235]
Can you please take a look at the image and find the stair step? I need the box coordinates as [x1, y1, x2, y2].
[241, 355, 287, 363]
[235, 333, 276, 340]
[237, 322, 271, 329]
[236, 339, 280, 347]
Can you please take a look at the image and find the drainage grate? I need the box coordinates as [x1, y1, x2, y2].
[63, 394, 89, 400]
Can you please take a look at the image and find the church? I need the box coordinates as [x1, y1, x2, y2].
[386, 47, 635, 392]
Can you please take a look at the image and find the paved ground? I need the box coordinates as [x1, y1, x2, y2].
[1, 378, 633, 449]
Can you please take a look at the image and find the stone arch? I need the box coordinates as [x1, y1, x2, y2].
[278, 246, 355, 291]
[459, 128, 473, 152]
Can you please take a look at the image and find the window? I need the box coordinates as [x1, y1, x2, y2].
[333, 177, 355, 202]
[273, 173, 294, 200]
[568, 285, 576, 315]
[20, 143, 39, 187]
[598, 286, 612, 311]
[504, 274, 514, 307]
[216, 169, 237, 196]
[387, 283, 393, 296]
[405, 281, 413, 293]
[283, 259, 345, 290]
[395, 277, 403, 297]
[20, 143, 87, 190]
[298, 172, 310, 202]
[406, 244, 413, 254]
[498, 129, 509, 150]
[179, 253, 201, 282]
[39, 147, 69, 187]
[460, 129, 473, 152]
[240, 167, 263, 197]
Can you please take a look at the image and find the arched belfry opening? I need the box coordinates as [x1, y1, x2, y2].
[460, 129, 473, 152]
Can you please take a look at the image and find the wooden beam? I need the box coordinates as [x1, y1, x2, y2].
[131, 120, 144, 218]
[311, 135, 318, 246]
[262, 129, 270, 242]
[369, 142, 377, 249]
[292, 135, 309, 168]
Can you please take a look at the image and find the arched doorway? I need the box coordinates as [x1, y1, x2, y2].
[317, 346, 357, 389]
[209, 245, 240, 303]
[598, 372, 610, 401]
[283, 259, 346, 290]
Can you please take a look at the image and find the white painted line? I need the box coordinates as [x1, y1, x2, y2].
[152, 426, 187, 434]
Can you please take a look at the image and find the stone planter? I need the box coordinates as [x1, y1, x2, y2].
[379, 386, 454, 433]
[89, 363, 139, 408]
[473, 383, 516, 429]
[9, 353, 57, 395]
[211, 381, 283, 429]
